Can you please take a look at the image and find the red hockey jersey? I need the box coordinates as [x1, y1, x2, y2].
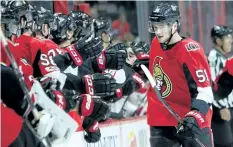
[15, 35, 62, 77]
[38, 39, 63, 75]
[1, 40, 27, 66]
[15, 34, 43, 65]
[147, 37, 213, 126]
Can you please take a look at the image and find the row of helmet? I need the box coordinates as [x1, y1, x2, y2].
[1, 0, 110, 44]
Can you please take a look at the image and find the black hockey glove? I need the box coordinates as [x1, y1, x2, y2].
[131, 41, 150, 67]
[73, 33, 103, 60]
[53, 52, 74, 71]
[177, 110, 213, 147]
[102, 79, 137, 103]
[93, 43, 127, 71]
[107, 43, 127, 52]
[82, 73, 117, 96]
[82, 116, 101, 143]
[77, 94, 110, 121]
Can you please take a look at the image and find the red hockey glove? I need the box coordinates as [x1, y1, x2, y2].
[177, 110, 213, 147]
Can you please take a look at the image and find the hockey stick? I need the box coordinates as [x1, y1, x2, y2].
[110, 95, 130, 120]
[131, 94, 147, 117]
[140, 64, 206, 147]
[0, 28, 40, 120]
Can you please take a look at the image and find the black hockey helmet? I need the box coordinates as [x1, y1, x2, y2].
[149, 3, 181, 33]
[34, 7, 54, 31]
[68, 11, 91, 40]
[68, 10, 91, 28]
[1, 0, 16, 24]
[1, 0, 19, 38]
[149, 3, 181, 50]
[7, 0, 29, 13]
[8, 0, 37, 34]
[211, 25, 233, 43]
[94, 17, 110, 32]
[51, 13, 78, 44]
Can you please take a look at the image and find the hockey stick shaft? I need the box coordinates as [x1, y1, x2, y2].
[140, 64, 205, 147]
[0, 28, 40, 120]
[140, 65, 182, 122]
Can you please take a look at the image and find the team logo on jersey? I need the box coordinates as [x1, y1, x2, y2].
[153, 56, 172, 98]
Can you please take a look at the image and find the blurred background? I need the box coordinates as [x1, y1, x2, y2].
[28, 0, 233, 55]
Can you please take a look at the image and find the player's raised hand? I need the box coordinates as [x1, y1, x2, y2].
[73, 33, 103, 60]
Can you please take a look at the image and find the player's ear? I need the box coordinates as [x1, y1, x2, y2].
[216, 37, 223, 46]
[172, 22, 178, 34]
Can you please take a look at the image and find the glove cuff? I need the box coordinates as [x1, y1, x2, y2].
[82, 75, 94, 95]
[95, 51, 106, 70]
[65, 45, 83, 66]
[185, 110, 208, 129]
[78, 94, 94, 117]
[132, 73, 146, 93]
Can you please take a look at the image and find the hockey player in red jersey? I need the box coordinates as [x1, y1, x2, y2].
[147, 3, 214, 147]
[214, 57, 233, 101]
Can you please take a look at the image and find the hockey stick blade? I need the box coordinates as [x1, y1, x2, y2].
[140, 64, 206, 147]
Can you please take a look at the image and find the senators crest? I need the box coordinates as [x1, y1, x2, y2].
[153, 56, 172, 98]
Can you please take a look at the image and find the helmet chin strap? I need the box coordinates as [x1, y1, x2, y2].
[160, 27, 176, 50]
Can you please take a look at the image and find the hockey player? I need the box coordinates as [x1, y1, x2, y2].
[207, 25, 233, 147]
[147, 3, 213, 147]
[214, 57, 233, 100]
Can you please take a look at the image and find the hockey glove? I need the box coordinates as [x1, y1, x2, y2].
[77, 94, 110, 121]
[131, 41, 150, 67]
[94, 43, 127, 71]
[132, 72, 147, 93]
[82, 73, 117, 96]
[39, 77, 76, 112]
[73, 33, 103, 60]
[82, 116, 101, 143]
[177, 110, 213, 147]
[102, 79, 137, 103]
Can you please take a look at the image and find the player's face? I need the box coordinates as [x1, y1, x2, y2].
[126, 47, 137, 65]
[66, 29, 74, 40]
[102, 32, 111, 43]
[149, 22, 172, 43]
[222, 34, 233, 53]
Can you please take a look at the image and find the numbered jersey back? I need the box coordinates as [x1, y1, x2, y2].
[38, 39, 64, 75]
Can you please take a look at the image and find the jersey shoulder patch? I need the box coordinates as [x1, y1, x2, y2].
[185, 42, 200, 51]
